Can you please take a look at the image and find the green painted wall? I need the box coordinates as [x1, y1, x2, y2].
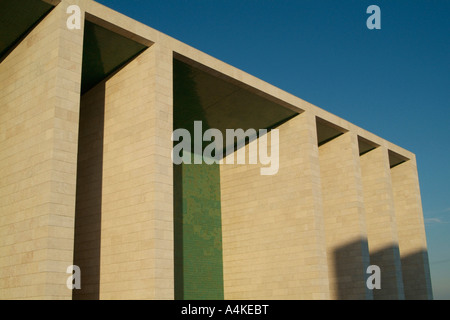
[174, 155, 224, 300]
[173, 59, 224, 300]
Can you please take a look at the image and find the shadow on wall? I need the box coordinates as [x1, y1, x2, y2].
[333, 239, 432, 300]
[72, 82, 106, 300]
[332, 238, 372, 300]
[369, 244, 404, 300]
[401, 249, 433, 300]
[173, 162, 184, 300]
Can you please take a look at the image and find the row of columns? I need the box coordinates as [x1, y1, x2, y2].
[0, 0, 432, 299]
[221, 112, 433, 299]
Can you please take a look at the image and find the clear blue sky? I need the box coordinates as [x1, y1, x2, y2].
[95, 0, 450, 299]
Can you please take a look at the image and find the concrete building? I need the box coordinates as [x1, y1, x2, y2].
[0, 0, 433, 300]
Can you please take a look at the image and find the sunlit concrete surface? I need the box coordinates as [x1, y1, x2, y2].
[0, 0, 432, 300]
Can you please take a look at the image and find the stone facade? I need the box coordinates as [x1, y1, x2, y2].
[0, 0, 432, 299]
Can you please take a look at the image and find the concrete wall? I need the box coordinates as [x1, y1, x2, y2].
[391, 158, 433, 299]
[79, 44, 173, 299]
[73, 43, 175, 299]
[0, 2, 84, 299]
[0, 0, 432, 300]
[318, 132, 371, 300]
[360, 146, 404, 299]
[221, 112, 329, 299]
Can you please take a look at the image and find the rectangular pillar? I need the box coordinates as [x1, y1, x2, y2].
[360, 146, 404, 299]
[319, 132, 371, 300]
[391, 157, 433, 299]
[221, 112, 330, 299]
[93, 43, 173, 299]
[0, 3, 84, 299]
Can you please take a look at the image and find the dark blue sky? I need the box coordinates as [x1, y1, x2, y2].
[95, 0, 450, 299]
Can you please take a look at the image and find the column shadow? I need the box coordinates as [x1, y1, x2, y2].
[401, 249, 433, 300]
[72, 82, 105, 300]
[333, 238, 372, 300]
[370, 245, 404, 300]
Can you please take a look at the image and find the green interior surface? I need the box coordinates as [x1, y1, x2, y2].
[173, 58, 298, 299]
[174, 155, 224, 300]
[0, 0, 55, 59]
[173, 58, 224, 300]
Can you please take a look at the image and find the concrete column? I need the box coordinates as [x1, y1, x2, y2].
[360, 146, 404, 299]
[97, 43, 174, 299]
[221, 111, 330, 299]
[0, 2, 84, 299]
[391, 157, 433, 299]
[319, 132, 371, 300]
